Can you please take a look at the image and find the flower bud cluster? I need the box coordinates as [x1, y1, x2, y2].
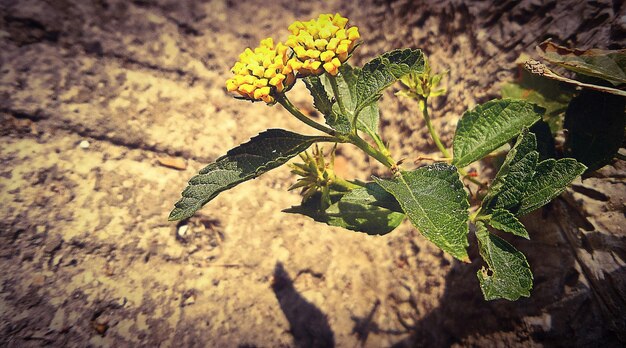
[225, 38, 299, 104]
[285, 13, 360, 76]
[226, 14, 360, 104]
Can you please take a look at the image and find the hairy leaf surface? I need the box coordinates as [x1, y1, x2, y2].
[355, 48, 426, 113]
[169, 129, 325, 221]
[482, 129, 538, 213]
[518, 158, 586, 216]
[487, 209, 529, 239]
[475, 222, 533, 301]
[373, 163, 470, 261]
[284, 184, 404, 235]
[452, 99, 544, 167]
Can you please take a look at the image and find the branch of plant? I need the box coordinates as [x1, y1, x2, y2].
[420, 96, 451, 158]
[277, 92, 396, 171]
[275, 93, 338, 136]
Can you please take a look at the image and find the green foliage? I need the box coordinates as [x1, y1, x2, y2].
[481, 129, 539, 214]
[517, 158, 587, 216]
[475, 222, 533, 301]
[501, 67, 574, 132]
[564, 90, 625, 173]
[169, 129, 327, 221]
[487, 209, 529, 239]
[173, 38, 594, 302]
[355, 48, 426, 113]
[452, 99, 544, 167]
[373, 163, 470, 261]
[284, 184, 405, 235]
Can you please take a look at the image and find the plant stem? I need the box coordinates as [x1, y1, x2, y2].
[330, 176, 362, 191]
[328, 74, 348, 117]
[348, 133, 397, 169]
[421, 97, 451, 158]
[275, 93, 337, 136]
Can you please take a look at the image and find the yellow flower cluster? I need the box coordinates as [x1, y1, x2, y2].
[225, 14, 361, 103]
[226, 38, 299, 104]
[285, 13, 360, 76]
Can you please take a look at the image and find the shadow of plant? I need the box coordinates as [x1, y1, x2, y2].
[271, 262, 335, 348]
[384, 199, 625, 347]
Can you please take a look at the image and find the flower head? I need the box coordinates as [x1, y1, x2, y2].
[285, 13, 360, 76]
[226, 38, 299, 104]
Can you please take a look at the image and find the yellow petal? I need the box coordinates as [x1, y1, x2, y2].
[239, 84, 256, 95]
[347, 27, 360, 40]
[320, 50, 335, 62]
[336, 43, 349, 54]
[332, 13, 348, 28]
[327, 38, 339, 51]
[323, 61, 338, 75]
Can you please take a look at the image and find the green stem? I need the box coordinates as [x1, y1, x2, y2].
[348, 133, 396, 169]
[330, 176, 362, 191]
[275, 93, 337, 136]
[421, 97, 451, 158]
[327, 74, 348, 117]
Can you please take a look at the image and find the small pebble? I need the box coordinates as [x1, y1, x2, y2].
[177, 224, 189, 239]
[79, 140, 90, 149]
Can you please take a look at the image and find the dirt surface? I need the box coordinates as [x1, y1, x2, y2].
[1, 0, 625, 347]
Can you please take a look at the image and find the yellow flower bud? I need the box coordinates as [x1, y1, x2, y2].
[314, 39, 328, 50]
[320, 50, 335, 62]
[254, 78, 268, 87]
[332, 13, 348, 28]
[239, 84, 256, 95]
[285, 13, 360, 77]
[323, 61, 339, 76]
[347, 27, 360, 40]
[226, 37, 297, 104]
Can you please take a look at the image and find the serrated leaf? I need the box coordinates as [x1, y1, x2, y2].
[169, 129, 326, 221]
[564, 90, 625, 172]
[373, 163, 470, 261]
[487, 209, 529, 239]
[482, 129, 539, 213]
[537, 40, 626, 86]
[355, 48, 426, 113]
[475, 222, 533, 301]
[501, 68, 574, 133]
[284, 186, 404, 235]
[452, 99, 544, 168]
[303, 76, 334, 118]
[517, 158, 586, 216]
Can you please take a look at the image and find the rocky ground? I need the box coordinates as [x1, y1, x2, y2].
[1, 0, 624, 347]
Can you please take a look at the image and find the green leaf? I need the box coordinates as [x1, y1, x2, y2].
[518, 158, 586, 216]
[481, 129, 538, 214]
[452, 99, 544, 167]
[169, 129, 325, 221]
[303, 76, 334, 118]
[501, 67, 574, 133]
[487, 209, 529, 239]
[284, 185, 405, 235]
[564, 90, 625, 173]
[537, 40, 626, 86]
[373, 163, 470, 261]
[340, 182, 403, 212]
[355, 48, 426, 113]
[319, 64, 382, 138]
[475, 222, 533, 301]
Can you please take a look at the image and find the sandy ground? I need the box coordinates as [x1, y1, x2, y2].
[1, 0, 625, 347]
